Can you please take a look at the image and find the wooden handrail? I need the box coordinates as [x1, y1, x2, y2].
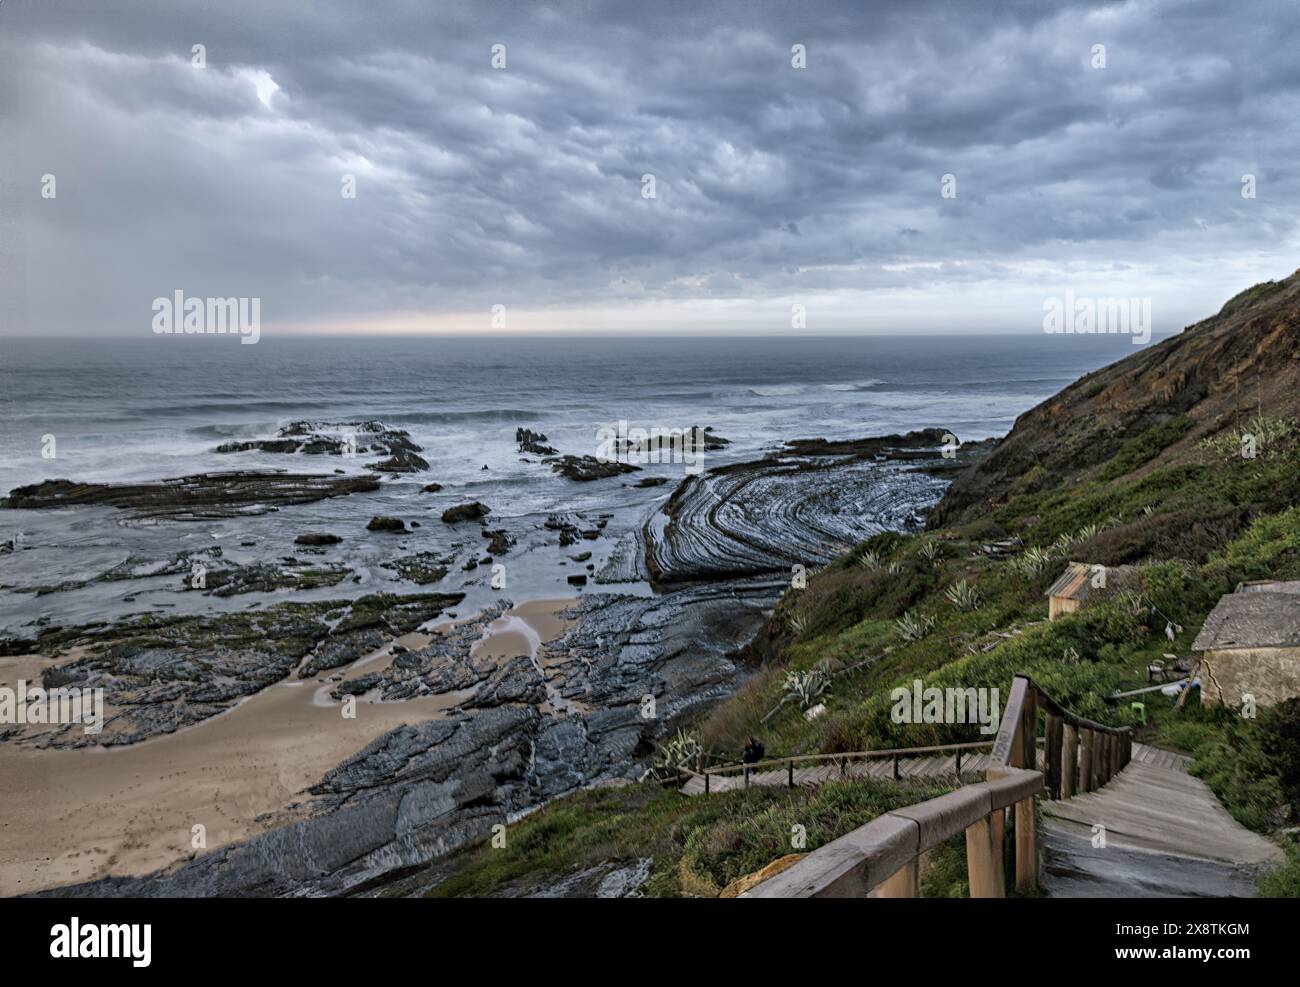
[683, 740, 994, 779]
[743, 674, 1134, 899]
[745, 767, 1043, 898]
[993, 674, 1129, 766]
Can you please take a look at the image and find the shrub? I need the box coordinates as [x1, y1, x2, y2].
[1098, 416, 1194, 481]
[1207, 505, 1300, 582]
[1078, 506, 1253, 566]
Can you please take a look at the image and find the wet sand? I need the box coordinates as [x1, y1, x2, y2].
[0, 598, 575, 895]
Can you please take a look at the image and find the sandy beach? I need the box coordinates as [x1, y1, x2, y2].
[0, 598, 574, 895]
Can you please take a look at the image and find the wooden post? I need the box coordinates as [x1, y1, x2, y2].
[1045, 714, 1063, 799]
[1098, 734, 1110, 786]
[1079, 729, 1095, 793]
[743, 767, 750, 790]
[1061, 723, 1078, 799]
[893, 754, 900, 780]
[788, 759, 794, 788]
[1014, 797, 1037, 893]
[1123, 730, 1132, 767]
[990, 806, 1005, 894]
[965, 815, 1002, 898]
[874, 857, 919, 898]
[705, 771, 710, 794]
[1021, 689, 1038, 769]
[955, 749, 962, 780]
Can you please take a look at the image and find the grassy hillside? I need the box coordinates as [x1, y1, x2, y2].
[390, 273, 1300, 897]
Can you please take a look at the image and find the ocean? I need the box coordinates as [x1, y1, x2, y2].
[0, 333, 1148, 634]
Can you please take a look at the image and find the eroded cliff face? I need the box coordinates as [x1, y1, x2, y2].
[929, 273, 1300, 529]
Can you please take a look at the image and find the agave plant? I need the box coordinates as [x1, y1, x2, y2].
[895, 610, 936, 642]
[656, 729, 702, 767]
[1198, 415, 1300, 461]
[640, 729, 704, 781]
[1075, 522, 1102, 543]
[1012, 545, 1053, 578]
[787, 614, 808, 638]
[782, 668, 829, 709]
[916, 540, 943, 564]
[944, 578, 981, 612]
[886, 560, 902, 575]
[855, 549, 882, 571]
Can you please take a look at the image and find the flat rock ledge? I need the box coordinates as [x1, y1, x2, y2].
[1, 470, 380, 519]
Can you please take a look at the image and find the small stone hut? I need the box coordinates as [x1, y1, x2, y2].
[1191, 581, 1300, 708]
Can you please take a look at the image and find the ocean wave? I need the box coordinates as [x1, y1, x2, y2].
[823, 378, 884, 392]
[647, 391, 722, 402]
[187, 422, 281, 438]
[386, 409, 543, 424]
[132, 400, 326, 416]
[745, 384, 807, 397]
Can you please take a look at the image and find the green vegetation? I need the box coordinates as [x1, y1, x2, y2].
[1096, 416, 1193, 482]
[400, 337, 1300, 896]
[685, 415, 1300, 894]
[413, 777, 950, 898]
[1257, 843, 1300, 898]
[1217, 278, 1286, 318]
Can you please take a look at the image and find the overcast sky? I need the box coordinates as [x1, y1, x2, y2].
[2, 0, 1298, 336]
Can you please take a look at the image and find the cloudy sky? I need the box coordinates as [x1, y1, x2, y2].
[2, 0, 1298, 336]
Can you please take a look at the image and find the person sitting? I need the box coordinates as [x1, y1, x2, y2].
[741, 736, 765, 764]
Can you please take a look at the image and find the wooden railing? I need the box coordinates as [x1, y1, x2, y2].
[744, 675, 1133, 898]
[680, 741, 994, 793]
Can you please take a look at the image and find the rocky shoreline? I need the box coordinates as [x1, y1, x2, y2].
[26, 583, 779, 897]
[2, 423, 986, 897]
[645, 428, 981, 583]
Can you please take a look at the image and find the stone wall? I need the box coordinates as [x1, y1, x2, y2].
[1200, 646, 1300, 708]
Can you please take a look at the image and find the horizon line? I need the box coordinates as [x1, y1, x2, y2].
[2, 329, 1181, 341]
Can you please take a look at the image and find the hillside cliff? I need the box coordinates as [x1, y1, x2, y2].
[930, 273, 1300, 529]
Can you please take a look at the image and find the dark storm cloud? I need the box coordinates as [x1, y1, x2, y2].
[2, 0, 1298, 334]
